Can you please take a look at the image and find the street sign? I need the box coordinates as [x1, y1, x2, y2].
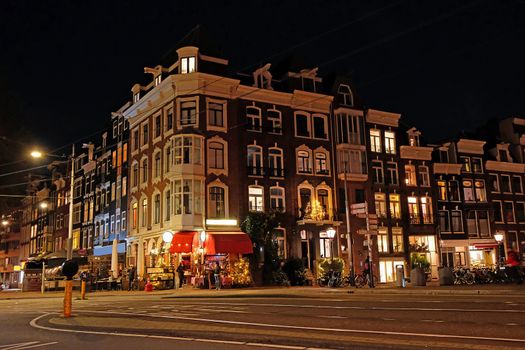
[356, 213, 368, 219]
[358, 229, 378, 235]
[368, 220, 378, 226]
[369, 224, 378, 230]
[350, 203, 367, 215]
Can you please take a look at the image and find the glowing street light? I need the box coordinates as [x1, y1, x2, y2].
[30, 150, 43, 158]
[1, 219, 8, 226]
[40, 202, 48, 209]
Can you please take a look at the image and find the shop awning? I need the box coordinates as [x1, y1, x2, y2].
[170, 231, 196, 253]
[194, 232, 253, 255]
[472, 243, 498, 249]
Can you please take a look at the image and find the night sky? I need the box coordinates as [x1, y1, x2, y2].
[1, 0, 524, 186]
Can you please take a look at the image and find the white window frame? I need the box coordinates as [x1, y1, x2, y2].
[267, 108, 282, 135]
[269, 185, 286, 212]
[177, 96, 199, 129]
[246, 105, 262, 132]
[370, 129, 381, 153]
[208, 180, 229, 219]
[312, 113, 328, 140]
[314, 148, 330, 176]
[294, 111, 311, 138]
[207, 98, 227, 132]
[207, 137, 228, 176]
[268, 146, 284, 178]
[296, 146, 313, 174]
[338, 84, 354, 106]
[493, 200, 504, 223]
[384, 130, 396, 155]
[247, 144, 263, 176]
[248, 185, 264, 212]
[180, 56, 196, 74]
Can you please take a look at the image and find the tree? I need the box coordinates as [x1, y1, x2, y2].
[241, 212, 280, 284]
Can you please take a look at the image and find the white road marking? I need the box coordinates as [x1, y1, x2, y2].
[29, 314, 329, 350]
[506, 323, 519, 326]
[1, 342, 58, 350]
[75, 309, 525, 344]
[194, 301, 525, 314]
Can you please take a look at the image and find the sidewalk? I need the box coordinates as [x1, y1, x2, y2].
[2, 284, 524, 300]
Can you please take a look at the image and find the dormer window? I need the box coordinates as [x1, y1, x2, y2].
[338, 84, 354, 106]
[133, 93, 140, 103]
[409, 134, 420, 146]
[154, 75, 162, 86]
[181, 56, 196, 74]
[498, 149, 509, 162]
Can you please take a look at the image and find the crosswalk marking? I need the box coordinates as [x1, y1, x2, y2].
[0, 342, 58, 350]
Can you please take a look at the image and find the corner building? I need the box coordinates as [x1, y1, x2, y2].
[123, 34, 339, 279]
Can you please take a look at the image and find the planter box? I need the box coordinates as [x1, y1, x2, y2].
[438, 267, 454, 286]
[410, 267, 427, 286]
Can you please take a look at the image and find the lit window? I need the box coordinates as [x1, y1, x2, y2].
[389, 194, 401, 219]
[460, 157, 471, 173]
[384, 131, 396, 154]
[248, 186, 264, 212]
[165, 190, 171, 221]
[374, 193, 387, 218]
[407, 196, 419, 224]
[141, 199, 147, 227]
[377, 228, 389, 253]
[180, 56, 196, 74]
[154, 194, 161, 224]
[420, 197, 433, 224]
[370, 129, 381, 153]
[404, 165, 417, 186]
[392, 228, 404, 253]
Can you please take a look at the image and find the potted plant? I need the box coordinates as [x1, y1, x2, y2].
[410, 253, 430, 286]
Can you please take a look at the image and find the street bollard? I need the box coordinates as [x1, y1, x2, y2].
[81, 280, 86, 300]
[64, 280, 73, 317]
[61, 260, 79, 318]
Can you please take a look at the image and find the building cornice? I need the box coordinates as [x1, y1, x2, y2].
[333, 106, 364, 116]
[366, 109, 401, 127]
[456, 139, 485, 155]
[485, 160, 525, 173]
[433, 163, 462, 175]
[400, 146, 433, 160]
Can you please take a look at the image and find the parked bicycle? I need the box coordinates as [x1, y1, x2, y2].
[453, 267, 475, 285]
[354, 272, 377, 288]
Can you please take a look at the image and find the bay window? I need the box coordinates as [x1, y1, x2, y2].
[174, 135, 202, 165]
[173, 179, 202, 215]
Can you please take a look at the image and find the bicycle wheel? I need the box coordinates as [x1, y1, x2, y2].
[464, 272, 475, 285]
[354, 275, 365, 288]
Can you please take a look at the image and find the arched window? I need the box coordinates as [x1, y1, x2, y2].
[247, 145, 263, 175]
[270, 186, 285, 212]
[314, 150, 329, 175]
[297, 148, 312, 174]
[338, 84, 354, 106]
[268, 147, 283, 177]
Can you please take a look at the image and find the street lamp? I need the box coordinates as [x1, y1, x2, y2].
[1, 219, 8, 227]
[327, 227, 336, 261]
[494, 232, 505, 267]
[30, 146, 75, 261]
[40, 202, 48, 209]
[199, 231, 206, 265]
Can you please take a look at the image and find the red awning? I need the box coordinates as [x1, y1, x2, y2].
[170, 231, 196, 253]
[193, 232, 253, 255]
[472, 244, 498, 249]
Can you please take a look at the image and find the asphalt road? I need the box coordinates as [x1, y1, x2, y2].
[1, 289, 525, 349]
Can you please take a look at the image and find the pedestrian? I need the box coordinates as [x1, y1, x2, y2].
[176, 262, 185, 288]
[127, 265, 136, 291]
[506, 250, 522, 284]
[363, 256, 373, 287]
[214, 262, 222, 291]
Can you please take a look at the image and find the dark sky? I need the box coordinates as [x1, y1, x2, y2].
[1, 0, 524, 155]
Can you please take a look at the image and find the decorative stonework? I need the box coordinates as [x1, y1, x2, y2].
[366, 109, 401, 127]
[456, 139, 486, 155]
[400, 146, 433, 160]
[433, 163, 462, 175]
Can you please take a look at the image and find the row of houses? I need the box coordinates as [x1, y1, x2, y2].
[1, 28, 524, 287]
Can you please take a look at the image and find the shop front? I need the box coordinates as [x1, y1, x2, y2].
[408, 235, 439, 280]
[441, 239, 498, 268]
[169, 230, 254, 289]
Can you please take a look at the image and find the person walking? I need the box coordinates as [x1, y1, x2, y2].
[127, 265, 136, 291]
[214, 262, 222, 291]
[363, 256, 374, 288]
[506, 250, 522, 284]
[176, 262, 185, 288]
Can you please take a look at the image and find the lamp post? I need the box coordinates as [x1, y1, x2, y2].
[494, 233, 505, 267]
[200, 230, 206, 265]
[31, 145, 75, 260]
[162, 231, 175, 289]
[327, 227, 336, 262]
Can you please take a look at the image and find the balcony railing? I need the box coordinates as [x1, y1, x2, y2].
[409, 214, 434, 225]
[298, 208, 339, 223]
[247, 166, 264, 176]
[267, 167, 285, 177]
